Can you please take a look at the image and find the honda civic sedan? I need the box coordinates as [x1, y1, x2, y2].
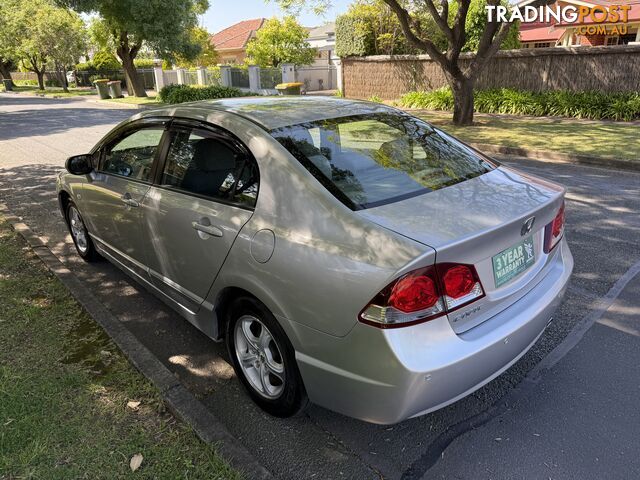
[57, 97, 573, 424]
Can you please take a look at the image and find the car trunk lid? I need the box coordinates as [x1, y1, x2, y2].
[358, 166, 566, 333]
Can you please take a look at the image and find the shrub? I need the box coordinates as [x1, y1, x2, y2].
[14, 79, 39, 86]
[400, 87, 454, 110]
[92, 50, 121, 71]
[368, 95, 383, 103]
[399, 87, 640, 121]
[206, 67, 221, 85]
[158, 84, 249, 104]
[134, 58, 155, 69]
[75, 62, 95, 73]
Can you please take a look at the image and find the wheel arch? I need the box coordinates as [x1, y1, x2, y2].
[213, 283, 291, 343]
[58, 189, 72, 219]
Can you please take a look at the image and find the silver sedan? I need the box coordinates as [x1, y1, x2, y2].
[57, 97, 573, 424]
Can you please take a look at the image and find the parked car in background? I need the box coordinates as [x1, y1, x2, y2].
[57, 97, 573, 424]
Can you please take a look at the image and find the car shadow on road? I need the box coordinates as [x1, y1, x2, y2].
[0, 96, 132, 141]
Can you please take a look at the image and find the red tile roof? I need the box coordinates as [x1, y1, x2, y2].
[210, 18, 266, 51]
[520, 25, 565, 42]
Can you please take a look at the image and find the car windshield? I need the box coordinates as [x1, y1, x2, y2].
[270, 112, 496, 210]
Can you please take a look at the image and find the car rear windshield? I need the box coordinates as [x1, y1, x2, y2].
[270, 112, 496, 210]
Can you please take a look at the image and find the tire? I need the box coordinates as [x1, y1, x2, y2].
[66, 201, 100, 262]
[226, 296, 308, 417]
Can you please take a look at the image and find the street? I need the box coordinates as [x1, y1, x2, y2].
[1, 93, 639, 479]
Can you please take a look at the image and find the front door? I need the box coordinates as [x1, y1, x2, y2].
[81, 125, 166, 277]
[141, 124, 259, 312]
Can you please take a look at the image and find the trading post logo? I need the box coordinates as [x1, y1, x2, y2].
[487, 4, 632, 36]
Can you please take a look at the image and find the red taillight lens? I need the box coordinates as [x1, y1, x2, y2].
[442, 265, 475, 299]
[544, 201, 565, 253]
[359, 263, 484, 329]
[389, 273, 438, 312]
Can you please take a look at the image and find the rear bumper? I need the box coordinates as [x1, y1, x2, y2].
[291, 238, 573, 424]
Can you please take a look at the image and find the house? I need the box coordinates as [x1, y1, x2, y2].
[306, 22, 339, 66]
[210, 18, 265, 64]
[518, 0, 640, 48]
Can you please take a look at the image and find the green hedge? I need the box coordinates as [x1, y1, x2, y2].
[400, 87, 640, 121]
[133, 58, 155, 68]
[158, 84, 249, 104]
[335, 15, 371, 57]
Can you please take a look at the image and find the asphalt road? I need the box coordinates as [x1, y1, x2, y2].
[1, 93, 639, 479]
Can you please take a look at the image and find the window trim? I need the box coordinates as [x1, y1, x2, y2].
[152, 118, 260, 211]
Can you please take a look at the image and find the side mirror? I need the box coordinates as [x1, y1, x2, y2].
[65, 154, 93, 175]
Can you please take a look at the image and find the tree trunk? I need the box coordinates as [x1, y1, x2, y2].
[36, 71, 45, 90]
[0, 60, 13, 89]
[118, 46, 146, 97]
[54, 63, 68, 93]
[449, 75, 475, 126]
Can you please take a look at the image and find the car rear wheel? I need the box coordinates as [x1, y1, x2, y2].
[66, 202, 99, 262]
[226, 297, 308, 417]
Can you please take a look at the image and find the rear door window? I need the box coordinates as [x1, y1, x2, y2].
[159, 128, 259, 208]
[271, 113, 495, 209]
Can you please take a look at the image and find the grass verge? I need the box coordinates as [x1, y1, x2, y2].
[102, 95, 164, 106]
[414, 111, 640, 162]
[0, 216, 239, 479]
[0, 85, 97, 98]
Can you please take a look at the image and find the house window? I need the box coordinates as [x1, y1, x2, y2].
[606, 36, 619, 46]
[533, 42, 552, 48]
[619, 33, 637, 45]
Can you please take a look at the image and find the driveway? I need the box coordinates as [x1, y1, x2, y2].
[1, 93, 639, 479]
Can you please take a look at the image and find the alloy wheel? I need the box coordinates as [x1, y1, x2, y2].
[68, 206, 88, 253]
[234, 315, 285, 399]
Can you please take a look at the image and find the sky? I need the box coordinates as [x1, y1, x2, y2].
[201, 0, 352, 33]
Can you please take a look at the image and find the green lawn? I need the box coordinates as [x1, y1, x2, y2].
[102, 95, 164, 106]
[0, 217, 239, 479]
[413, 111, 640, 162]
[0, 84, 97, 97]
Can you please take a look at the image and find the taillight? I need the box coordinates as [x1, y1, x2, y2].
[358, 264, 484, 329]
[439, 264, 484, 311]
[544, 201, 565, 253]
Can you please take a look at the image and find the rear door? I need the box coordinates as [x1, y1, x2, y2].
[81, 122, 167, 277]
[141, 121, 258, 312]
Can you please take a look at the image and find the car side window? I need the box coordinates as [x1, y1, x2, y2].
[101, 128, 164, 182]
[160, 129, 258, 208]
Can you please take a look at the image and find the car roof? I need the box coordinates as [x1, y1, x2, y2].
[142, 96, 396, 130]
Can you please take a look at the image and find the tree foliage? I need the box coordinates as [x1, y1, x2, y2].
[336, 1, 445, 57]
[453, 0, 519, 52]
[245, 16, 316, 67]
[174, 27, 219, 68]
[59, 0, 208, 96]
[0, 0, 87, 90]
[336, 0, 516, 57]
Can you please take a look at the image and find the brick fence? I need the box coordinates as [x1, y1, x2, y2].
[341, 44, 640, 100]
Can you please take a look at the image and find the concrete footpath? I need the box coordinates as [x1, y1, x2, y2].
[426, 273, 640, 479]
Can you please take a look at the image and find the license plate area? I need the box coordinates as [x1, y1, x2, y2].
[492, 236, 535, 288]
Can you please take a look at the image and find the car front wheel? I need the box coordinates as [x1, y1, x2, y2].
[226, 297, 308, 417]
[66, 201, 99, 262]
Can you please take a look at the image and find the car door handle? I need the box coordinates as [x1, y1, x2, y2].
[191, 221, 223, 237]
[120, 194, 139, 208]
